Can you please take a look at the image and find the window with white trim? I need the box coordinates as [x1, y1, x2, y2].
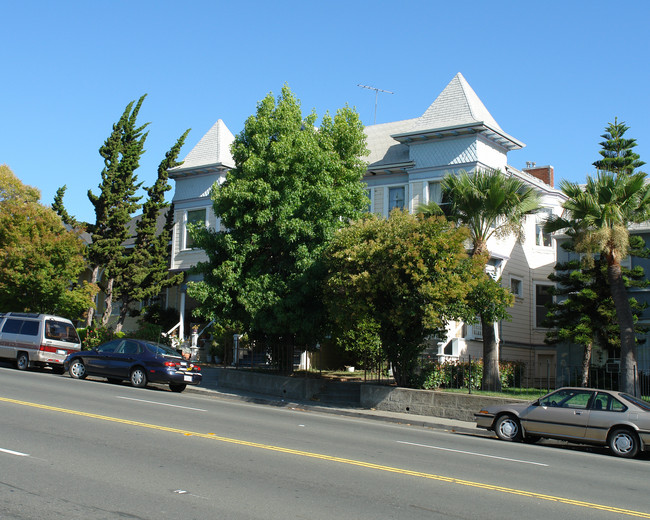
[535, 208, 553, 247]
[184, 208, 207, 250]
[510, 277, 523, 298]
[428, 181, 442, 204]
[535, 283, 553, 328]
[388, 186, 405, 212]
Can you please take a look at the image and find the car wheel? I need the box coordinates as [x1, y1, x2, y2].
[169, 383, 187, 393]
[16, 353, 30, 371]
[69, 359, 87, 379]
[130, 367, 147, 388]
[608, 428, 639, 458]
[494, 414, 522, 442]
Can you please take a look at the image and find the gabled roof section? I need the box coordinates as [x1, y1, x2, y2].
[170, 119, 235, 176]
[416, 72, 502, 131]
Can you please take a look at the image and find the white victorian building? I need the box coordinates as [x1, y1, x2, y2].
[165, 73, 566, 380]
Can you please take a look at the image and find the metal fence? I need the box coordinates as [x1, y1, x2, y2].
[418, 357, 650, 398]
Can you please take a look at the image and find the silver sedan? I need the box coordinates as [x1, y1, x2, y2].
[474, 387, 650, 458]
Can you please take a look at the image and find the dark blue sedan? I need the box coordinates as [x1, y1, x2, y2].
[64, 338, 202, 392]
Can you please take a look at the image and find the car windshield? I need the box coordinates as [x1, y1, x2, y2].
[144, 342, 182, 358]
[620, 394, 650, 412]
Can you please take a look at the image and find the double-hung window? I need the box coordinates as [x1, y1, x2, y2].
[388, 187, 405, 212]
[535, 284, 553, 328]
[184, 208, 207, 249]
[535, 208, 553, 247]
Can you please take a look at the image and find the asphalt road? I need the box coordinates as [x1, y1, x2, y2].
[1, 364, 649, 520]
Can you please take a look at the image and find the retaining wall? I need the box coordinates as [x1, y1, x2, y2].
[212, 368, 526, 421]
[360, 385, 524, 422]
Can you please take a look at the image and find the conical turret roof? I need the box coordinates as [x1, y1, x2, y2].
[171, 119, 235, 174]
[415, 72, 503, 131]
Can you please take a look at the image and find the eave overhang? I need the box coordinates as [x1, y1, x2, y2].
[391, 122, 524, 151]
[169, 162, 231, 179]
[366, 160, 416, 176]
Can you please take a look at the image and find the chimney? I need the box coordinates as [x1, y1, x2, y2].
[523, 164, 554, 187]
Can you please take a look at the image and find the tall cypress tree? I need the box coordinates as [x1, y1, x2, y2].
[86, 95, 148, 326]
[114, 130, 189, 331]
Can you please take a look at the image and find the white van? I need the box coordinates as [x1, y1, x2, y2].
[0, 313, 81, 372]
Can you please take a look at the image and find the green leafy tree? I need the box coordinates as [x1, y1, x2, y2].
[419, 169, 540, 391]
[324, 210, 488, 387]
[544, 237, 648, 386]
[593, 118, 645, 175]
[85, 95, 148, 326]
[0, 165, 96, 317]
[188, 85, 368, 371]
[1, 164, 40, 203]
[113, 130, 189, 331]
[545, 172, 650, 394]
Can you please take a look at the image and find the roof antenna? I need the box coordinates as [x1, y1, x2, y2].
[358, 84, 394, 124]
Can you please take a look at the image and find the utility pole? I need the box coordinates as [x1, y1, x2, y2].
[357, 84, 394, 124]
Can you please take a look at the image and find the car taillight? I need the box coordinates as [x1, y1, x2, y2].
[40, 345, 59, 353]
[164, 361, 178, 367]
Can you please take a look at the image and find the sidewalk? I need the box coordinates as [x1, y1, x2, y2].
[186, 367, 483, 436]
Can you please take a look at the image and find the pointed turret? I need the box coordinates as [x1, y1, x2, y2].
[416, 72, 503, 132]
[170, 119, 235, 176]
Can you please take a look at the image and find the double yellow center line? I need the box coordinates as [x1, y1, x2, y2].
[2, 396, 648, 518]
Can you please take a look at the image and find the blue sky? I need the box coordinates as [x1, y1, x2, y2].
[2, 0, 649, 224]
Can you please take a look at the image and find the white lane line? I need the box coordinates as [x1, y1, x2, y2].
[116, 396, 207, 412]
[397, 441, 549, 467]
[0, 447, 29, 457]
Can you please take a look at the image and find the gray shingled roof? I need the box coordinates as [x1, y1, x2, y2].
[364, 118, 417, 168]
[364, 73, 522, 170]
[415, 72, 503, 132]
[170, 119, 235, 173]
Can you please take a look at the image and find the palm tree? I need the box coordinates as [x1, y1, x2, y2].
[419, 169, 541, 391]
[545, 171, 650, 394]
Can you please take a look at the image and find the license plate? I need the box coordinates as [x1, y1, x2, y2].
[183, 375, 193, 382]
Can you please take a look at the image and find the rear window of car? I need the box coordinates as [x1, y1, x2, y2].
[144, 342, 181, 357]
[621, 394, 650, 412]
[20, 321, 40, 336]
[45, 320, 80, 344]
[2, 319, 24, 334]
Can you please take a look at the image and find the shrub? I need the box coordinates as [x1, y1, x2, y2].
[77, 326, 122, 350]
[127, 323, 170, 345]
[419, 359, 526, 390]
